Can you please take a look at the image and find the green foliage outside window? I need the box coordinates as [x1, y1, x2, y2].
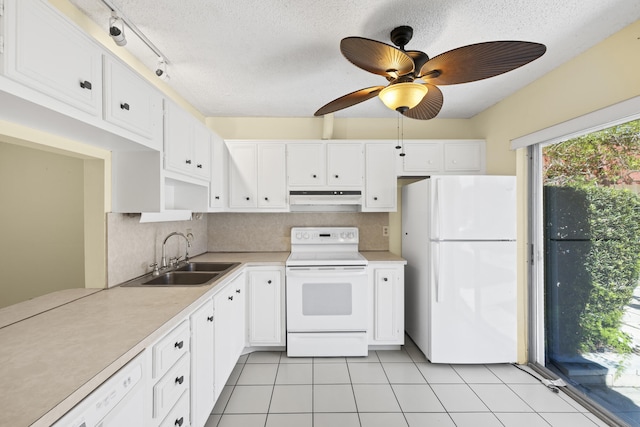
[543, 119, 640, 356]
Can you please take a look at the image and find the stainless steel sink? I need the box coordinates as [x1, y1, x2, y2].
[142, 272, 219, 286]
[175, 262, 239, 272]
[120, 262, 240, 287]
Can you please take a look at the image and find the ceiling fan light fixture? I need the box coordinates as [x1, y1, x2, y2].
[379, 82, 427, 112]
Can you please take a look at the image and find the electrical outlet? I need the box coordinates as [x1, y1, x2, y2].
[382, 226, 389, 237]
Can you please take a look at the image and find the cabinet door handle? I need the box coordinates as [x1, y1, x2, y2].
[215, 196, 220, 200]
[185, 159, 192, 165]
[383, 277, 388, 282]
[373, 196, 378, 201]
[120, 102, 130, 110]
[228, 295, 234, 301]
[264, 197, 269, 201]
[207, 316, 214, 322]
[79, 80, 92, 90]
[175, 375, 184, 385]
[236, 289, 241, 293]
[312, 174, 317, 178]
[197, 164, 203, 168]
[174, 341, 184, 349]
[267, 280, 272, 284]
[175, 417, 184, 427]
[334, 174, 339, 178]
[245, 197, 250, 201]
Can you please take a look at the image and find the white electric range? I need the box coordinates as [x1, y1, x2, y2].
[285, 227, 369, 357]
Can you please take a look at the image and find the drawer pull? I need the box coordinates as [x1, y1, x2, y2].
[267, 280, 272, 284]
[174, 341, 184, 350]
[175, 417, 184, 427]
[236, 289, 241, 293]
[207, 316, 214, 322]
[79, 80, 92, 90]
[120, 102, 130, 110]
[383, 277, 388, 282]
[228, 295, 233, 301]
[185, 159, 192, 165]
[197, 164, 203, 168]
[175, 375, 184, 385]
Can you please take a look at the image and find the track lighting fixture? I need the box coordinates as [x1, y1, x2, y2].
[109, 12, 126, 46]
[155, 57, 170, 81]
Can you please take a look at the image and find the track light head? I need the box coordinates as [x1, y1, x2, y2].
[109, 13, 127, 46]
[155, 57, 170, 81]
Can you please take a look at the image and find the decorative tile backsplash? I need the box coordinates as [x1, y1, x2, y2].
[106, 213, 208, 287]
[207, 212, 389, 252]
[107, 212, 388, 286]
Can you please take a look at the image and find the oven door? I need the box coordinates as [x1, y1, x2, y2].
[286, 266, 368, 332]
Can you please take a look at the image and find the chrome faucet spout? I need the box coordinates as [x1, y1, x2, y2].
[161, 232, 191, 269]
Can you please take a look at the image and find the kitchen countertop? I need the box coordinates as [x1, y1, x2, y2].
[361, 251, 407, 263]
[0, 250, 402, 426]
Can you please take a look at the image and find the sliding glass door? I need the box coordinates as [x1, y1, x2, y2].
[533, 119, 640, 425]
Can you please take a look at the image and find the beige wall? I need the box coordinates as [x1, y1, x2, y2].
[0, 141, 85, 307]
[0, 122, 109, 307]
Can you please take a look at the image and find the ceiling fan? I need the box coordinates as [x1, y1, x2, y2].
[315, 26, 546, 120]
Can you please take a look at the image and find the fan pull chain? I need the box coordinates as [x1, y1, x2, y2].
[395, 114, 401, 150]
[399, 114, 406, 157]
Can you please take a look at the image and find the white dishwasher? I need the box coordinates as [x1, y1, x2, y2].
[52, 351, 147, 427]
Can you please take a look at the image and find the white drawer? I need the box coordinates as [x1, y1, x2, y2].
[153, 321, 190, 379]
[159, 389, 190, 427]
[153, 353, 191, 420]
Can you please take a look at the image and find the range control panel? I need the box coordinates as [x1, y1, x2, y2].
[290, 227, 359, 245]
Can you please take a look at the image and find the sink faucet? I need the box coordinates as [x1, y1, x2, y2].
[161, 232, 191, 269]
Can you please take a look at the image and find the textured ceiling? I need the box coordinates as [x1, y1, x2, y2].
[67, 0, 640, 119]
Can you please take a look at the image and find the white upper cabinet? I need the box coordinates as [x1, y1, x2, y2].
[103, 56, 163, 149]
[228, 142, 257, 209]
[257, 143, 288, 208]
[4, 0, 103, 116]
[227, 141, 287, 211]
[397, 139, 486, 176]
[286, 142, 326, 187]
[209, 133, 228, 211]
[164, 100, 211, 181]
[327, 142, 364, 187]
[287, 141, 363, 189]
[363, 142, 397, 212]
[443, 140, 485, 172]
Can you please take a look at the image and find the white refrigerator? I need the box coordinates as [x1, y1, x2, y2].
[402, 176, 517, 363]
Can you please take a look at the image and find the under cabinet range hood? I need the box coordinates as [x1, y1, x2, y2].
[289, 190, 362, 212]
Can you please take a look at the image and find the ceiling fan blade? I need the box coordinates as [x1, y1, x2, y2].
[401, 84, 443, 120]
[341, 37, 414, 78]
[315, 86, 386, 116]
[419, 41, 546, 85]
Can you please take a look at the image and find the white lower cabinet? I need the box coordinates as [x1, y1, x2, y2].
[368, 263, 405, 345]
[150, 320, 191, 426]
[247, 267, 285, 346]
[213, 273, 246, 401]
[159, 390, 190, 427]
[190, 299, 214, 427]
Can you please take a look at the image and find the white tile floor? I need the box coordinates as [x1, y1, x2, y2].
[204, 339, 610, 427]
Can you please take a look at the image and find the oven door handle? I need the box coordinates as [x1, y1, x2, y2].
[286, 267, 367, 277]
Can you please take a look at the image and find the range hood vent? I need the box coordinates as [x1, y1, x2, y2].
[289, 190, 362, 212]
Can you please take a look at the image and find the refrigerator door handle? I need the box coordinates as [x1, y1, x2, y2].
[433, 243, 441, 302]
[433, 178, 442, 240]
